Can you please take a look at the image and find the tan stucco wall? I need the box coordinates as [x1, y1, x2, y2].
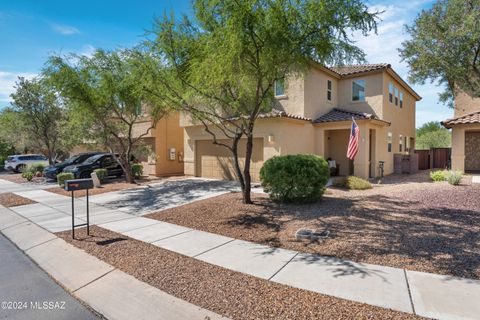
[450, 124, 480, 172]
[337, 72, 384, 118]
[454, 91, 480, 117]
[140, 113, 184, 176]
[303, 68, 338, 120]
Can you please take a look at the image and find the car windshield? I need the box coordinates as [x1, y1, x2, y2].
[83, 154, 104, 165]
[64, 155, 82, 165]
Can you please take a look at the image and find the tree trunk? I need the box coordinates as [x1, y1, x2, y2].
[123, 159, 135, 184]
[230, 135, 246, 193]
[243, 133, 254, 204]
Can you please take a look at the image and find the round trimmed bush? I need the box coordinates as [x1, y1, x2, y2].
[260, 154, 330, 203]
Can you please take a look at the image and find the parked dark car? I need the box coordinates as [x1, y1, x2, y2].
[62, 153, 124, 179]
[44, 152, 102, 180]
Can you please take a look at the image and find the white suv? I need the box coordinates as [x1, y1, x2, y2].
[4, 154, 49, 173]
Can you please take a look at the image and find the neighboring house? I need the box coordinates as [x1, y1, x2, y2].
[132, 112, 184, 177]
[72, 112, 184, 177]
[441, 91, 480, 172]
[181, 63, 421, 181]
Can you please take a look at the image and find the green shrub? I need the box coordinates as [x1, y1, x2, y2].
[57, 172, 74, 187]
[131, 164, 143, 179]
[331, 176, 372, 190]
[445, 170, 462, 185]
[94, 168, 108, 182]
[430, 170, 447, 181]
[29, 163, 46, 174]
[21, 171, 34, 181]
[260, 154, 330, 203]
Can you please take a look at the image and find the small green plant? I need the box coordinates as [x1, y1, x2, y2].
[445, 170, 462, 185]
[94, 168, 108, 182]
[57, 172, 74, 187]
[29, 163, 45, 174]
[430, 170, 447, 181]
[21, 171, 34, 181]
[332, 176, 372, 190]
[131, 164, 143, 179]
[260, 154, 330, 203]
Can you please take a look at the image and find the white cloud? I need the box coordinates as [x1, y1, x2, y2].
[352, 0, 449, 126]
[51, 23, 80, 35]
[80, 44, 96, 58]
[0, 71, 37, 105]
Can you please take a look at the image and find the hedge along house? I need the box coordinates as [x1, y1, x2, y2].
[181, 63, 421, 182]
[442, 91, 480, 173]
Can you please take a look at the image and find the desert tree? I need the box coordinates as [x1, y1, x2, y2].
[141, 0, 378, 203]
[45, 49, 169, 183]
[400, 0, 480, 106]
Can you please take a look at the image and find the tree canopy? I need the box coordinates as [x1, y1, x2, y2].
[415, 121, 451, 149]
[400, 0, 480, 106]
[45, 49, 170, 183]
[142, 0, 379, 203]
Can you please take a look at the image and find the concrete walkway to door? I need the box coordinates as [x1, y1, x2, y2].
[3, 178, 480, 320]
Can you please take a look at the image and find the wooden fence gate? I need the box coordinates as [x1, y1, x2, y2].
[414, 148, 451, 170]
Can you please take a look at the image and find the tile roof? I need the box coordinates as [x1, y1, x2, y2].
[329, 64, 390, 76]
[313, 108, 376, 123]
[258, 109, 312, 121]
[441, 111, 480, 128]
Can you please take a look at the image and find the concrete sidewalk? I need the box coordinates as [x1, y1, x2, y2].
[0, 205, 226, 320]
[6, 180, 480, 320]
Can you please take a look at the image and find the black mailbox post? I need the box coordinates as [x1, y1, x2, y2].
[65, 178, 94, 239]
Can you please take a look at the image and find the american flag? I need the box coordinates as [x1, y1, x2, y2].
[347, 117, 359, 160]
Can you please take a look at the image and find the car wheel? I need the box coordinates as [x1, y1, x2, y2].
[16, 164, 26, 173]
[80, 172, 90, 179]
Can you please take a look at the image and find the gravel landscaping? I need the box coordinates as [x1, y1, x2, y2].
[146, 171, 480, 279]
[57, 226, 419, 320]
[0, 192, 37, 207]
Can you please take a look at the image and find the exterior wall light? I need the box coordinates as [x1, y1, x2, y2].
[268, 134, 275, 143]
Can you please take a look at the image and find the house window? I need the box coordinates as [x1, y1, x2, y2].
[404, 136, 408, 152]
[387, 132, 392, 152]
[399, 134, 403, 152]
[327, 80, 332, 101]
[394, 87, 399, 106]
[275, 78, 285, 97]
[400, 92, 404, 108]
[352, 80, 365, 101]
[388, 83, 393, 103]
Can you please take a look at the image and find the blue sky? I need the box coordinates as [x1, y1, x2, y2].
[0, 0, 451, 127]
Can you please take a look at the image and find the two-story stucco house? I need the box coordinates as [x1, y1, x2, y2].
[442, 91, 480, 172]
[181, 63, 421, 181]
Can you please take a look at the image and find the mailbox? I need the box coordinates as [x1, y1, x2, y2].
[64, 178, 94, 191]
[65, 178, 94, 239]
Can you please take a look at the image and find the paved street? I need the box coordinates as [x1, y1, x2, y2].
[0, 233, 101, 320]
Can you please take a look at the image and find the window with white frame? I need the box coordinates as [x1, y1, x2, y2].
[388, 132, 392, 152]
[394, 87, 399, 106]
[404, 136, 408, 152]
[352, 79, 365, 101]
[275, 78, 285, 97]
[399, 134, 403, 152]
[388, 83, 393, 103]
[327, 80, 332, 101]
[400, 92, 404, 108]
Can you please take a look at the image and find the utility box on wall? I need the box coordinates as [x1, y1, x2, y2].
[168, 148, 176, 161]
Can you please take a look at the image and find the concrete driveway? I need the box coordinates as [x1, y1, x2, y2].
[88, 178, 261, 216]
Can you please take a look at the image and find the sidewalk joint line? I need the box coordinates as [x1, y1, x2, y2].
[72, 268, 116, 293]
[24, 236, 58, 252]
[101, 220, 163, 234]
[0, 220, 28, 231]
[268, 252, 299, 281]
[148, 229, 194, 244]
[193, 238, 236, 258]
[403, 269, 416, 315]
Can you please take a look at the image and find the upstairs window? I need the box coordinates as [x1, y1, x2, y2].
[400, 92, 404, 108]
[394, 87, 399, 106]
[388, 83, 393, 103]
[399, 134, 403, 152]
[352, 79, 365, 102]
[387, 132, 392, 152]
[327, 80, 332, 101]
[274, 78, 285, 97]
